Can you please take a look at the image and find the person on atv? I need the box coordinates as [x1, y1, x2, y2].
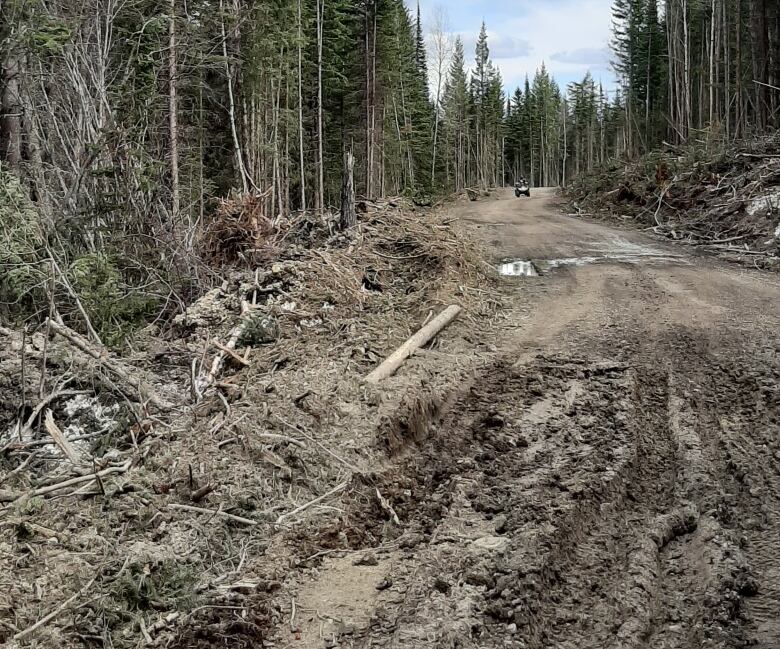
[515, 177, 530, 197]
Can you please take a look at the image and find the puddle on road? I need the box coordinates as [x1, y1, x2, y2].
[497, 237, 687, 277]
[498, 260, 539, 276]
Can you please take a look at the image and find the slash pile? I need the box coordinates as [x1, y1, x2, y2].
[0, 199, 499, 648]
[567, 134, 780, 269]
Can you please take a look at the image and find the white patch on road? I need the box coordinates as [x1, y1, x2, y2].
[498, 260, 540, 276]
[499, 236, 688, 276]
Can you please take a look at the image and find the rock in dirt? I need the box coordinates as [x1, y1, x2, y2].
[492, 515, 508, 534]
[471, 535, 509, 553]
[483, 411, 505, 428]
[353, 552, 379, 566]
[399, 532, 424, 549]
[375, 577, 393, 591]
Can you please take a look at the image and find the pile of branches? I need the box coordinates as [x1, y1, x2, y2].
[567, 133, 780, 268]
[172, 199, 497, 392]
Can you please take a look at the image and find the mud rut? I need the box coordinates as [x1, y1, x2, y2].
[289, 325, 779, 648]
[257, 191, 780, 649]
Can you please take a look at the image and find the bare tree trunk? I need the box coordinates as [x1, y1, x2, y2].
[646, 20, 653, 144]
[380, 103, 386, 196]
[220, 0, 249, 194]
[298, 0, 306, 211]
[430, 8, 451, 189]
[20, 61, 50, 220]
[369, 9, 377, 197]
[340, 147, 355, 230]
[316, 0, 325, 211]
[724, 0, 731, 138]
[751, 0, 771, 128]
[168, 0, 180, 222]
[736, 0, 744, 136]
[562, 100, 567, 187]
[364, 4, 372, 198]
[1, 51, 21, 169]
[709, 0, 716, 125]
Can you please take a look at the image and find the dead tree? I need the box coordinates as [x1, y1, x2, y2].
[340, 148, 356, 230]
[168, 0, 180, 222]
[0, 51, 21, 168]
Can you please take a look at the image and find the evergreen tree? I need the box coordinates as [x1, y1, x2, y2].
[442, 35, 469, 191]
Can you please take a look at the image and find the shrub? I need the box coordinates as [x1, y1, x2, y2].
[68, 253, 158, 346]
[0, 168, 46, 321]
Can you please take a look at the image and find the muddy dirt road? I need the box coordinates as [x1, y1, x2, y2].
[276, 188, 780, 649]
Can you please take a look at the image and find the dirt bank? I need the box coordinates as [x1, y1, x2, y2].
[565, 136, 780, 270]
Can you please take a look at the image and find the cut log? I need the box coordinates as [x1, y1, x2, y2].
[44, 409, 82, 465]
[364, 305, 462, 384]
[466, 188, 479, 201]
[196, 301, 258, 398]
[47, 319, 175, 411]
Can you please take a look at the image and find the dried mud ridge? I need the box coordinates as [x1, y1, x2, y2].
[279, 329, 780, 648]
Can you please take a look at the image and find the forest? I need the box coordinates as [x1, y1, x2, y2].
[506, 0, 780, 187]
[1, 0, 779, 337]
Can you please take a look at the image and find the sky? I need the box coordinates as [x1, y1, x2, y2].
[416, 0, 617, 98]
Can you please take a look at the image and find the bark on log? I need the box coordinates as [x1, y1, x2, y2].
[47, 319, 175, 411]
[364, 305, 462, 383]
[340, 148, 356, 229]
[196, 301, 256, 399]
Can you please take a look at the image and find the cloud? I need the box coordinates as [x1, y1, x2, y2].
[551, 46, 612, 67]
[458, 32, 533, 60]
[418, 0, 618, 94]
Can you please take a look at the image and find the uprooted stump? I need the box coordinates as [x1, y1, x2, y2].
[198, 192, 276, 266]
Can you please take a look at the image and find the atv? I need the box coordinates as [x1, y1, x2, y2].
[514, 181, 530, 198]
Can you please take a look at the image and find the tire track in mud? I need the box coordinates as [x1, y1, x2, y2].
[262, 322, 780, 649]
[286, 330, 780, 649]
[681, 347, 780, 648]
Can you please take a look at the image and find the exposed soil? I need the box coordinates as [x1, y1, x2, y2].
[261, 189, 780, 649]
[4, 189, 780, 648]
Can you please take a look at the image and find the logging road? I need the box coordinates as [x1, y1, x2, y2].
[279, 188, 780, 649]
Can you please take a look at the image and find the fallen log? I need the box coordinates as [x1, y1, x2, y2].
[44, 409, 82, 465]
[47, 319, 175, 411]
[196, 301, 258, 399]
[364, 305, 462, 384]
